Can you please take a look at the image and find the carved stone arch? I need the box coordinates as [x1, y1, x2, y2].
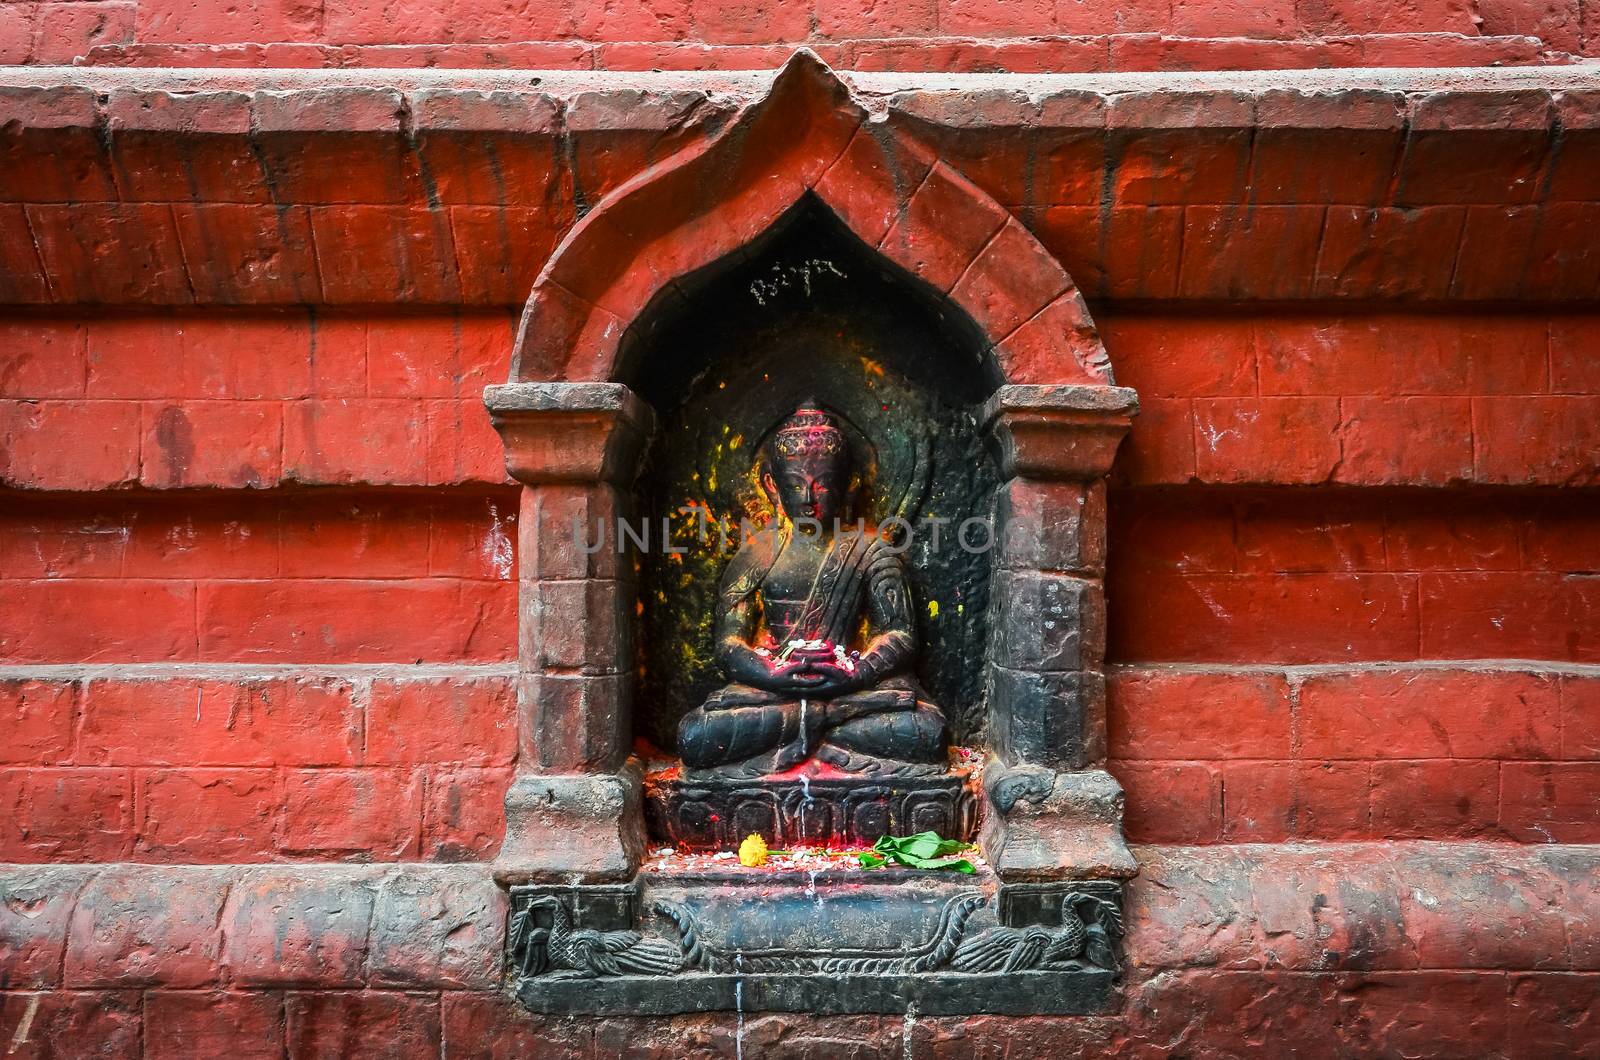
[510, 49, 1114, 389]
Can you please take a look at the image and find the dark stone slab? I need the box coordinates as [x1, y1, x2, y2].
[515, 967, 1116, 1016]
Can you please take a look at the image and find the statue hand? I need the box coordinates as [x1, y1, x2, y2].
[792, 661, 858, 697]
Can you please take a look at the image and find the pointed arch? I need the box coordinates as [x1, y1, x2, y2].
[510, 50, 1113, 389]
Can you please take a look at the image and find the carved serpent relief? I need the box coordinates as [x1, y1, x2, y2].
[507, 888, 1124, 983]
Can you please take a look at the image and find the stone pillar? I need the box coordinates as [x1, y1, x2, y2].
[483, 382, 656, 883]
[979, 384, 1140, 880]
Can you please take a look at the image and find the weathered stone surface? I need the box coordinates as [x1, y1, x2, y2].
[0, 867, 94, 988]
[221, 868, 379, 987]
[64, 866, 230, 988]
[368, 867, 506, 990]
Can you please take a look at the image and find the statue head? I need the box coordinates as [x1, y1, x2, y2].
[764, 403, 849, 527]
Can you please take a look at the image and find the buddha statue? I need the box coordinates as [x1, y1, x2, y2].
[677, 404, 949, 778]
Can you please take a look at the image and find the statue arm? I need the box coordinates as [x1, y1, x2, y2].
[713, 548, 782, 691]
[853, 546, 915, 685]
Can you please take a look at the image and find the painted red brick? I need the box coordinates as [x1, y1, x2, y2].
[1419, 572, 1600, 661]
[1097, 315, 1256, 398]
[139, 400, 283, 489]
[0, 580, 196, 663]
[1297, 669, 1561, 760]
[1369, 759, 1500, 839]
[1551, 316, 1600, 393]
[0, 680, 74, 765]
[366, 677, 516, 765]
[136, 768, 279, 861]
[0, 318, 84, 399]
[1115, 396, 1195, 484]
[1474, 396, 1600, 486]
[1501, 762, 1600, 842]
[195, 578, 514, 662]
[284, 991, 442, 1060]
[144, 991, 285, 1060]
[422, 765, 513, 861]
[276, 495, 433, 578]
[32, 2, 134, 64]
[279, 768, 422, 857]
[1, 400, 141, 490]
[1562, 675, 1600, 759]
[1109, 573, 1419, 663]
[1108, 669, 1292, 759]
[1336, 397, 1475, 486]
[1114, 761, 1221, 842]
[1193, 398, 1342, 485]
[0, 768, 133, 860]
[1234, 497, 1385, 572]
[1384, 500, 1521, 572]
[78, 678, 362, 767]
[1217, 760, 1372, 840]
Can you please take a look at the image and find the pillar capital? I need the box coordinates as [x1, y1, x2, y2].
[484, 382, 656, 487]
[982, 384, 1138, 482]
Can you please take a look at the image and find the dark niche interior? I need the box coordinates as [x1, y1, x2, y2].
[621, 196, 1002, 756]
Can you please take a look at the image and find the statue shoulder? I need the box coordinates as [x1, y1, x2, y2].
[718, 529, 782, 595]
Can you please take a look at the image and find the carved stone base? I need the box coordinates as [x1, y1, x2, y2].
[506, 872, 1123, 1015]
[642, 766, 980, 851]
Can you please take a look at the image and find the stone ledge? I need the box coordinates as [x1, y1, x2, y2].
[3, 842, 1596, 993]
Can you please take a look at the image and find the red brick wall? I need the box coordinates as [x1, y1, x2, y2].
[4, 306, 1598, 863]
[2, 0, 1595, 68]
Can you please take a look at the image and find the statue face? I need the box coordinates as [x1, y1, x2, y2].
[767, 409, 848, 526]
[769, 444, 846, 525]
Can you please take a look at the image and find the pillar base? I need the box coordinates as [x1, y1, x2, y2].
[979, 763, 1138, 880]
[493, 764, 646, 885]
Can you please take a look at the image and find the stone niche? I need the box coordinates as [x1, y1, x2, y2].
[484, 51, 1140, 1016]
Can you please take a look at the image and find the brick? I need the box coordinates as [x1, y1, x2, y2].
[368, 865, 503, 988]
[1113, 761, 1220, 843]
[1, 400, 141, 490]
[879, 162, 1009, 295]
[0, 4, 35, 63]
[367, 676, 515, 765]
[366, 312, 507, 398]
[1249, 120, 1401, 206]
[1177, 206, 1325, 300]
[0, 866, 93, 988]
[1550, 316, 1600, 394]
[442, 992, 583, 1059]
[1522, 202, 1600, 301]
[0, 680, 74, 765]
[140, 400, 283, 489]
[1502, 763, 1600, 843]
[1398, 125, 1553, 207]
[31, 2, 134, 64]
[1312, 206, 1465, 301]
[172, 204, 323, 304]
[136, 769, 279, 861]
[1450, 206, 1540, 300]
[523, 579, 630, 673]
[1474, 397, 1600, 486]
[1097, 315, 1255, 398]
[938, 0, 1055, 35]
[1370, 760, 1500, 839]
[282, 398, 428, 484]
[26, 204, 194, 304]
[1107, 125, 1250, 206]
[136, 0, 321, 43]
[1105, 489, 1235, 575]
[1384, 501, 1521, 572]
[144, 992, 285, 1060]
[106, 92, 265, 203]
[286, 991, 441, 1059]
[422, 766, 511, 862]
[222, 868, 378, 987]
[196, 579, 515, 662]
[1108, 573, 1420, 663]
[0, 580, 196, 663]
[0, 318, 85, 399]
[78, 677, 362, 767]
[449, 205, 564, 305]
[310, 205, 461, 303]
[430, 492, 520, 581]
[64, 866, 228, 987]
[1298, 669, 1560, 760]
[0, 503, 130, 579]
[0, 205, 49, 302]
[0, 768, 133, 861]
[1109, 669, 1292, 759]
[1234, 496, 1385, 572]
[994, 479, 1103, 573]
[1336, 397, 1474, 486]
[1419, 572, 1600, 661]
[0, 991, 143, 1059]
[1115, 396, 1194, 484]
[1563, 676, 1600, 760]
[307, 313, 368, 397]
[1217, 760, 1371, 841]
[1254, 315, 1547, 396]
[1507, 974, 1600, 1057]
[277, 494, 433, 578]
[279, 768, 422, 858]
[120, 499, 282, 579]
[522, 671, 629, 771]
[1193, 398, 1342, 485]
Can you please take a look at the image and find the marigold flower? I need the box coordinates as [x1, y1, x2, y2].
[738, 833, 769, 867]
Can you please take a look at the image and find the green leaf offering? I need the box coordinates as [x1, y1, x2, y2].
[858, 831, 976, 873]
